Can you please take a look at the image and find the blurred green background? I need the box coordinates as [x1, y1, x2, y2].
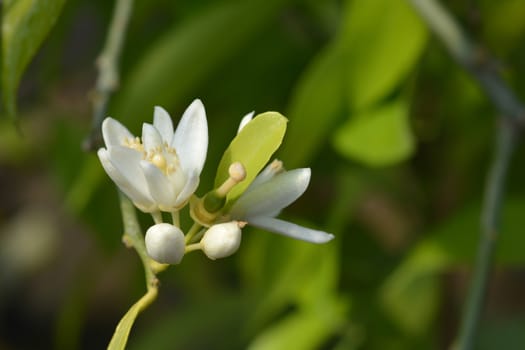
[2, 0, 525, 349]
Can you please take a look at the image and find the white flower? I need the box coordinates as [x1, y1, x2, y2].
[201, 221, 243, 260]
[97, 99, 208, 212]
[145, 223, 185, 264]
[228, 160, 334, 244]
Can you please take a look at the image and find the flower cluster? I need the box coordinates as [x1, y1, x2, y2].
[98, 99, 334, 265]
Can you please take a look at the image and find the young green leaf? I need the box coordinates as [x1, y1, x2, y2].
[214, 112, 287, 204]
[2, 0, 67, 119]
[333, 99, 414, 166]
[108, 289, 157, 350]
[342, 0, 427, 109]
[280, 42, 346, 168]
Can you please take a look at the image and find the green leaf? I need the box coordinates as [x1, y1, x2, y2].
[113, 0, 292, 129]
[342, 0, 427, 109]
[380, 198, 525, 334]
[2, 0, 67, 119]
[333, 99, 414, 166]
[214, 112, 287, 203]
[280, 42, 346, 168]
[248, 295, 347, 350]
[108, 289, 157, 350]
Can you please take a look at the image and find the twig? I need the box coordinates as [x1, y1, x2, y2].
[407, 1, 523, 349]
[83, 0, 134, 151]
[409, 0, 525, 126]
[110, 193, 162, 349]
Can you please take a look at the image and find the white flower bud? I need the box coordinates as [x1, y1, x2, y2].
[145, 223, 185, 264]
[201, 221, 243, 260]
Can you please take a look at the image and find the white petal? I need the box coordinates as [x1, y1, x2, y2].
[102, 117, 133, 147]
[98, 148, 154, 210]
[153, 106, 174, 142]
[140, 161, 176, 209]
[171, 99, 208, 176]
[174, 171, 200, 207]
[244, 159, 284, 194]
[230, 168, 311, 218]
[142, 123, 162, 152]
[237, 111, 254, 134]
[248, 216, 334, 244]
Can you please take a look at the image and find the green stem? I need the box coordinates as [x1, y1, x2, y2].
[171, 210, 180, 227]
[408, 0, 525, 126]
[151, 211, 163, 225]
[454, 125, 517, 350]
[185, 222, 203, 244]
[185, 243, 203, 254]
[407, 1, 524, 349]
[83, 0, 135, 151]
[111, 193, 163, 350]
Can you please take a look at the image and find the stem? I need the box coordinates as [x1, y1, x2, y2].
[119, 193, 157, 289]
[454, 124, 516, 350]
[408, 0, 525, 126]
[185, 243, 203, 254]
[83, 0, 134, 151]
[407, 1, 524, 349]
[151, 211, 163, 225]
[185, 222, 203, 244]
[171, 211, 180, 227]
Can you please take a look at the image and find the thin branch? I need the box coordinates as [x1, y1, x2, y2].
[83, 0, 134, 151]
[454, 124, 517, 350]
[407, 1, 523, 349]
[409, 0, 525, 126]
[119, 193, 158, 288]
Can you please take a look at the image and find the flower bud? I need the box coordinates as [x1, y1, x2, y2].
[145, 223, 185, 264]
[201, 221, 243, 260]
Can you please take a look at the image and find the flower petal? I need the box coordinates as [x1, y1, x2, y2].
[102, 117, 133, 148]
[237, 111, 254, 134]
[244, 159, 284, 194]
[98, 148, 154, 211]
[171, 99, 208, 176]
[140, 160, 176, 209]
[248, 216, 334, 244]
[230, 168, 311, 218]
[142, 123, 162, 152]
[174, 171, 200, 207]
[153, 106, 174, 143]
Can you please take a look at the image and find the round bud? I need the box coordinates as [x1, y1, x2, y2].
[145, 223, 185, 264]
[229, 162, 247, 182]
[201, 221, 242, 260]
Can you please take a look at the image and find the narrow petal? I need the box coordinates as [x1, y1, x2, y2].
[108, 147, 152, 198]
[173, 171, 200, 208]
[171, 99, 208, 176]
[248, 216, 334, 244]
[237, 111, 254, 134]
[230, 168, 311, 218]
[153, 106, 174, 142]
[244, 159, 284, 194]
[102, 117, 133, 148]
[142, 123, 162, 152]
[98, 148, 154, 210]
[141, 161, 176, 209]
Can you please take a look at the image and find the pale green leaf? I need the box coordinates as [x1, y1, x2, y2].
[215, 112, 287, 204]
[2, 0, 67, 119]
[342, 0, 427, 109]
[108, 290, 156, 350]
[333, 99, 414, 166]
[280, 42, 346, 168]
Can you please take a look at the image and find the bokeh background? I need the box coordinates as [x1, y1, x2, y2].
[2, 0, 525, 349]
